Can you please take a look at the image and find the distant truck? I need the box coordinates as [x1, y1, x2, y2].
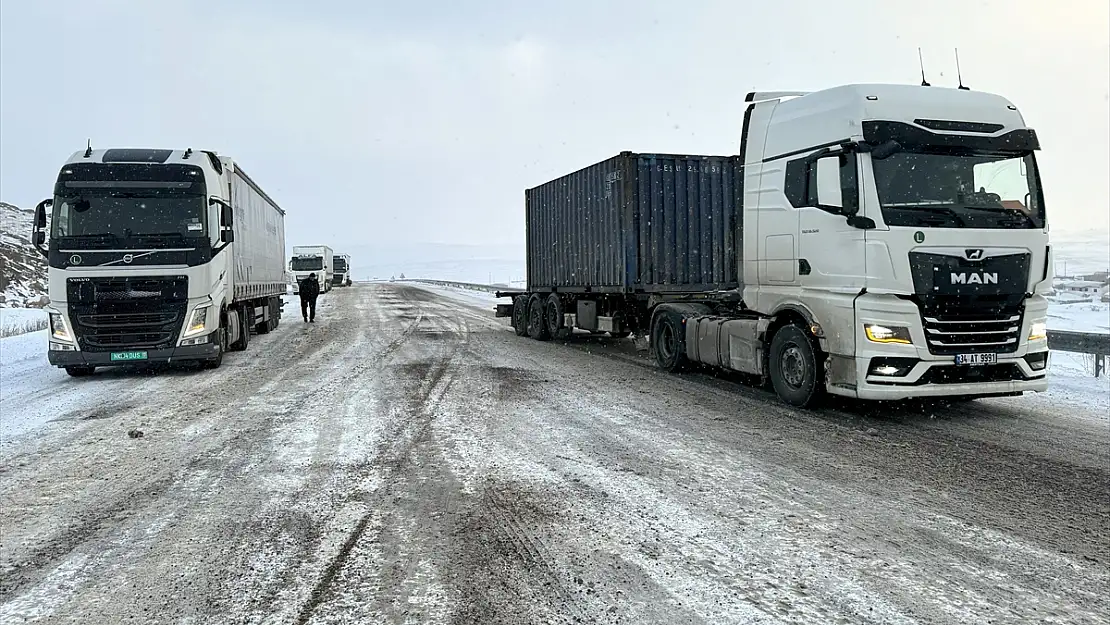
[32, 148, 287, 375]
[332, 254, 352, 287]
[496, 84, 1052, 406]
[290, 245, 333, 294]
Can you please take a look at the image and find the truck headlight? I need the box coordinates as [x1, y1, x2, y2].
[1028, 320, 1047, 341]
[49, 312, 74, 342]
[182, 305, 211, 337]
[864, 324, 912, 345]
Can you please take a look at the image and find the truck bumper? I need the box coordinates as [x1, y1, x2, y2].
[826, 294, 1050, 401]
[48, 341, 220, 368]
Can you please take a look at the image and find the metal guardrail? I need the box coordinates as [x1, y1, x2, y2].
[396, 279, 504, 294]
[396, 279, 1110, 377]
[1048, 329, 1110, 377]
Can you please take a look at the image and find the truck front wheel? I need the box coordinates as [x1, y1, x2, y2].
[768, 324, 825, 408]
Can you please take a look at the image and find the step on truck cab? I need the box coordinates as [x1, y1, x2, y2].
[290, 245, 333, 295]
[32, 148, 288, 375]
[497, 83, 1052, 406]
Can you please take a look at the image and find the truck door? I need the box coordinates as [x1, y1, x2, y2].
[795, 151, 867, 292]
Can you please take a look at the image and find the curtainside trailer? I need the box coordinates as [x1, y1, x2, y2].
[497, 83, 1053, 406]
[32, 147, 287, 374]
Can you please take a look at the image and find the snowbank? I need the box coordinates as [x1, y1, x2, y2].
[0, 308, 48, 338]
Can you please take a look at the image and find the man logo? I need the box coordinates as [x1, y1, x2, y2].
[122, 254, 134, 264]
[951, 272, 998, 285]
[965, 249, 985, 260]
[69, 254, 82, 265]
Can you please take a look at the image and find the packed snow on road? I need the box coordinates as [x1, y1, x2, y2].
[1, 283, 1107, 624]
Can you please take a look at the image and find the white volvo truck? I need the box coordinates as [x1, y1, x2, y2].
[32, 148, 287, 375]
[332, 253, 351, 287]
[290, 245, 333, 294]
[498, 84, 1052, 405]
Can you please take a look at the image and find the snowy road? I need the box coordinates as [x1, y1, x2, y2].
[0, 284, 1107, 624]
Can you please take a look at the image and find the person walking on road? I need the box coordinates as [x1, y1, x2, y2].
[300, 273, 321, 323]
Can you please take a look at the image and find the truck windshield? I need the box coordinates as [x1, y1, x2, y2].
[871, 150, 1044, 229]
[51, 190, 207, 244]
[333, 258, 348, 271]
[291, 257, 324, 271]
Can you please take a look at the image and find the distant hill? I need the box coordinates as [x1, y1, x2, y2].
[0, 202, 48, 307]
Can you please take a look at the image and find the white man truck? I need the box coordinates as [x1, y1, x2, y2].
[290, 245, 333, 294]
[332, 253, 352, 287]
[32, 148, 287, 375]
[496, 84, 1052, 406]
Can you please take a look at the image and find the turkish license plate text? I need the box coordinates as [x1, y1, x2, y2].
[110, 351, 148, 362]
[956, 353, 997, 366]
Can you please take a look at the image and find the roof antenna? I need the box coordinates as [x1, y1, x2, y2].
[955, 48, 969, 90]
[83, 139, 93, 158]
[918, 48, 930, 87]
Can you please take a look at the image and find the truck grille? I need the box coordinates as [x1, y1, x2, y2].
[917, 295, 1024, 355]
[67, 276, 188, 352]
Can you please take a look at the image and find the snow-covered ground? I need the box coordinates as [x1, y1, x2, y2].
[1, 283, 1106, 624]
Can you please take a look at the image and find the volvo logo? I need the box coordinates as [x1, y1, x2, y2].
[69, 254, 82, 265]
[964, 248, 985, 260]
[122, 254, 134, 264]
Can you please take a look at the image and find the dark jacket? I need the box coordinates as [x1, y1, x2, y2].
[300, 275, 321, 299]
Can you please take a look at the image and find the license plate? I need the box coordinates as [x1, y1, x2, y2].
[110, 351, 148, 362]
[955, 353, 997, 366]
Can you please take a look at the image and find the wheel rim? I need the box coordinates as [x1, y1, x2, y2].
[547, 303, 559, 331]
[529, 301, 542, 333]
[781, 345, 806, 389]
[658, 321, 676, 360]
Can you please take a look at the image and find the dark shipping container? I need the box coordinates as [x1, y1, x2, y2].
[526, 152, 741, 294]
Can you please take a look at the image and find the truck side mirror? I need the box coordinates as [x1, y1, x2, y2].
[221, 204, 234, 228]
[813, 156, 844, 213]
[31, 199, 51, 257]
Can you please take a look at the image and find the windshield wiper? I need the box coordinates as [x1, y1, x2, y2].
[887, 204, 968, 227]
[958, 205, 1036, 226]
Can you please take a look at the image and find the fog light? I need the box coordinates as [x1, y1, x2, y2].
[49, 342, 77, 351]
[180, 333, 211, 347]
[1024, 351, 1048, 371]
[868, 357, 918, 377]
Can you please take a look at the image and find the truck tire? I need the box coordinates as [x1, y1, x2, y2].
[256, 300, 272, 334]
[527, 294, 551, 341]
[229, 307, 250, 352]
[768, 323, 825, 408]
[545, 294, 568, 339]
[203, 327, 226, 369]
[512, 295, 529, 337]
[65, 366, 95, 377]
[652, 309, 690, 372]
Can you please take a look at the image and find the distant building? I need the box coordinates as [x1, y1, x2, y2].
[1057, 280, 1108, 298]
[1079, 271, 1110, 285]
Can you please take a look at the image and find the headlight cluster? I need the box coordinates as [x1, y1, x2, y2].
[49, 312, 73, 342]
[864, 324, 912, 345]
[1028, 320, 1047, 341]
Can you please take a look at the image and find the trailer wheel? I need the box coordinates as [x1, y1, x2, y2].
[65, 366, 96, 377]
[512, 296, 529, 337]
[256, 301, 272, 334]
[651, 309, 690, 372]
[545, 294, 568, 339]
[768, 323, 825, 408]
[527, 294, 551, 341]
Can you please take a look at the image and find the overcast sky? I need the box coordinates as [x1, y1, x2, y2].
[2, 0, 1107, 254]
